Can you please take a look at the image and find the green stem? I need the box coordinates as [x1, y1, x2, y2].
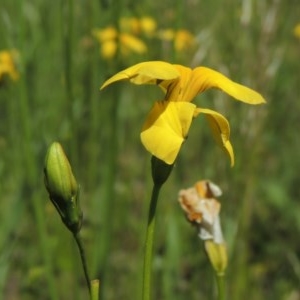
[216, 274, 225, 300]
[142, 184, 162, 300]
[73, 233, 91, 295]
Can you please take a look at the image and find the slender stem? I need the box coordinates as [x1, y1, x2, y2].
[142, 184, 162, 300]
[73, 233, 91, 295]
[216, 274, 225, 300]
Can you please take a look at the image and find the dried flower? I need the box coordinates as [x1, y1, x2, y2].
[178, 180, 228, 275]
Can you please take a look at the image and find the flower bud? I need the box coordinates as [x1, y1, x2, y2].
[151, 156, 173, 186]
[204, 240, 228, 276]
[44, 142, 82, 233]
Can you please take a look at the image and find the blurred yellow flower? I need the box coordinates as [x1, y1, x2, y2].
[0, 50, 19, 82]
[120, 33, 147, 55]
[293, 23, 300, 38]
[139, 17, 157, 37]
[120, 16, 157, 36]
[101, 61, 266, 165]
[158, 29, 195, 52]
[92, 21, 147, 59]
[157, 29, 175, 41]
[93, 26, 117, 42]
[120, 17, 140, 34]
[174, 30, 195, 52]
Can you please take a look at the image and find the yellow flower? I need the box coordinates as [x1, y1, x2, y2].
[120, 17, 140, 34]
[139, 17, 157, 37]
[120, 33, 147, 55]
[92, 27, 117, 59]
[92, 26, 118, 42]
[100, 40, 118, 59]
[119, 16, 157, 36]
[157, 29, 175, 41]
[100, 61, 266, 165]
[293, 23, 300, 39]
[0, 50, 19, 82]
[158, 29, 195, 52]
[92, 26, 147, 59]
[174, 29, 195, 52]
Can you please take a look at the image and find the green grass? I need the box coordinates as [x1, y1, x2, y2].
[1, 0, 300, 299]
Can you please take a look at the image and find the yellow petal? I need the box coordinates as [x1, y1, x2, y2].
[188, 67, 266, 104]
[141, 101, 196, 164]
[195, 108, 234, 166]
[100, 61, 180, 90]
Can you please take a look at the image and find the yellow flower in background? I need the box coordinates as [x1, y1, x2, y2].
[120, 16, 157, 36]
[92, 17, 156, 59]
[158, 29, 195, 52]
[139, 17, 157, 37]
[92, 27, 117, 59]
[101, 61, 266, 165]
[293, 23, 300, 39]
[94, 26, 118, 41]
[174, 30, 195, 52]
[120, 33, 147, 55]
[0, 50, 19, 82]
[93, 27, 147, 59]
[120, 17, 140, 34]
[157, 29, 175, 41]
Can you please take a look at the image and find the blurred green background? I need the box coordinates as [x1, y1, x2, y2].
[1, 0, 300, 299]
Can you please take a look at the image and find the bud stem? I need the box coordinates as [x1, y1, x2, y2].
[73, 233, 91, 295]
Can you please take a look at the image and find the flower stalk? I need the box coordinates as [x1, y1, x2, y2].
[142, 156, 173, 300]
[142, 183, 161, 300]
[73, 233, 91, 294]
